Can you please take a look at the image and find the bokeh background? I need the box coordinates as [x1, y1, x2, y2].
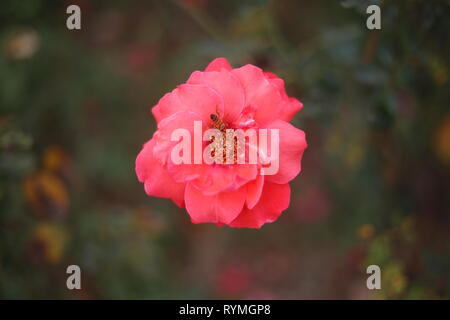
[1, 0, 449, 299]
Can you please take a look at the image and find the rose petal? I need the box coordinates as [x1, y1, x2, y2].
[232, 64, 284, 126]
[279, 97, 303, 122]
[204, 57, 232, 72]
[151, 110, 202, 164]
[188, 69, 245, 123]
[230, 182, 290, 228]
[135, 139, 185, 207]
[189, 165, 237, 196]
[153, 84, 224, 123]
[151, 104, 163, 123]
[185, 182, 246, 224]
[264, 72, 303, 122]
[245, 174, 264, 209]
[264, 120, 307, 184]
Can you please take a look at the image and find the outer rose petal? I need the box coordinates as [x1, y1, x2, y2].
[264, 72, 303, 122]
[152, 84, 224, 123]
[232, 64, 267, 102]
[185, 182, 246, 224]
[156, 110, 200, 140]
[204, 57, 232, 72]
[188, 70, 245, 123]
[245, 174, 264, 209]
[230, 182, 291, 228]
[278, 97, 303, 122]
[135, 139, 185, 207]
[264, 119, 307, 184]
[232, 64, 284, 126]
[152, 104, 163, 123]
[152, 110, 201, 163]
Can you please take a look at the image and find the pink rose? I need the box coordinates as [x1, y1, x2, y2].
[135, 58, 307, 228]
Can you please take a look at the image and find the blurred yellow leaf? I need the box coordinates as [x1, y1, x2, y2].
[357, 224, 375, 240]
[434, 115, 450, 165]
[43, 146, 68, 171]
[33, 223, 67, 264]
[24, 170, 69, 216]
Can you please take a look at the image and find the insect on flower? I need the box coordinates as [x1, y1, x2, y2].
[209, 107, 226, 131]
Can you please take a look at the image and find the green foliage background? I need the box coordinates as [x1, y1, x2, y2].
[0, 0, 449, 299]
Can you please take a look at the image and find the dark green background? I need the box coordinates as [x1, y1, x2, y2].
[0, 0, 449, 299]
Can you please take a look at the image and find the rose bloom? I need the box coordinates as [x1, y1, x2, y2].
[136, 58, 307, 228]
